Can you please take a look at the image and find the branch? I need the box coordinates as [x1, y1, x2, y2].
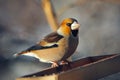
[41, 0, 58, 31]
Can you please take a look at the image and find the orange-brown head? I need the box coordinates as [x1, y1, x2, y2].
[57, 18, 80, 37]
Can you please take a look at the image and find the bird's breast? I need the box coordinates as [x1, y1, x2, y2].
[61, 36, 79, 60]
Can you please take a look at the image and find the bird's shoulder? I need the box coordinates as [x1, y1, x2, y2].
[38, 32, 64, 46]
[43, 32, 64, 43]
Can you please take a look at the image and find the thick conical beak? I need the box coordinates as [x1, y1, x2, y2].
[71, 22, 80, 30]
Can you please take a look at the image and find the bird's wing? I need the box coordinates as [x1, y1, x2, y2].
[15, 44, 58, 56]
[43, 32, 64, 43]
[24, 32, 64, 52]
[25, 44, 58, 51]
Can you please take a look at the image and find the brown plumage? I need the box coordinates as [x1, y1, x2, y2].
[14, 18, 80, 67]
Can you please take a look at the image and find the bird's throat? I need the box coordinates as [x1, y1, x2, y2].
[71, 30, 78, 37]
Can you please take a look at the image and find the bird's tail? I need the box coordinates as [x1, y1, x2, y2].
[13, 51, 26, 57]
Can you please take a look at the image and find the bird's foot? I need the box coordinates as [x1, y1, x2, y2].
[51, 62, 59, 68]
[60, 60, 69, 65]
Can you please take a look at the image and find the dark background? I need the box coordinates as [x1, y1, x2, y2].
[0, 0, 120, 80]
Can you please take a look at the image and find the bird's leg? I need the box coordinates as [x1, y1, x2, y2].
[60, 60, 69, 65]
[51, 62, 59, 67]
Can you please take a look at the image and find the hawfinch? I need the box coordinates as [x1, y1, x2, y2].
[14, 18, 80, 67]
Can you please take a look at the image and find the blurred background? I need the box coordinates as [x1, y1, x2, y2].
[0, 0, 120, 80]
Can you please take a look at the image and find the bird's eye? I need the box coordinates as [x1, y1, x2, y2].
[66, 23, 71, 26]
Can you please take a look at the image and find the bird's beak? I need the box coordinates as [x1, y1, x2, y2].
[71, 22, 80, 30]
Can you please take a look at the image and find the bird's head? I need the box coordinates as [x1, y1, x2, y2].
[57, 18, 80, 37]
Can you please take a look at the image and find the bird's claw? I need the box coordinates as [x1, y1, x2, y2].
[60, 60, 69, 65]
[51, 62, 59, 68]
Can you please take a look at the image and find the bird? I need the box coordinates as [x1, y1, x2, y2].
[14, 18, 80, 67]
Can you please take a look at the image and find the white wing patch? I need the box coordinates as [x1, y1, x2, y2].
[44, 42, 57, 47]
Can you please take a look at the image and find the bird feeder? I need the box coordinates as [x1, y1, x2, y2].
[16, 53, 120, 80]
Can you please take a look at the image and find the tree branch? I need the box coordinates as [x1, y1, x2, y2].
[41, 0, 58, 31]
